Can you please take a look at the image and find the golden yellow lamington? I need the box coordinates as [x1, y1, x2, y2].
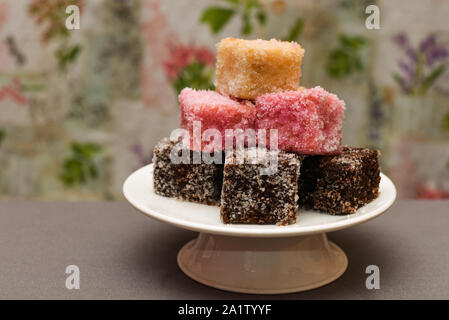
[215, 38, 305, 100]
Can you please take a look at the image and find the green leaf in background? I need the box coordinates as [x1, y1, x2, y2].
[173, 61, 215, 94]
[88, 163, 99, 179]
[242, 0, 262, 34]
[200, 0, 266, 36]
[420, 64, 446, 95]
[442, 112, 449, 132]
[339, 34, 367, 49]
[284, 18, 304, 42]
[326, 49, 351, 78]
[200, 7, 236, 34]
[71, 142, 102, 158]
[60, 142, 102, 187]
[244, 0, 260, 11]
[0, 129, 5, 146]
[256, 10, 267, 26]
[392, 72, 405, 88]
[222, 0, 239, 4]
[56, 44, 81, 70]
[61, 158, 85, 186]
[326, 34, 368, 78]
[21, 82, 45, 93]
[241, 11, 253, 35]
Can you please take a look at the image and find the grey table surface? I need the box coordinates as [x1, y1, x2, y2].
[0, 200, 448, 300]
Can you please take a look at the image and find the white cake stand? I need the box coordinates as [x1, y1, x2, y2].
[123, 164, 396, 294]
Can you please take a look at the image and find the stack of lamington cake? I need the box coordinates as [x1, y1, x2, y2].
[152, 38, 381, 225]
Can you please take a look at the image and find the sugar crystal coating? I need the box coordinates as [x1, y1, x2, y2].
[256, 86, 345, 154]
[152, 137, 224, 205]
[220, 148, 301, 225]
[215, 38, 305, 100]
[179, 88, 256, 152]
[298, 146, 381, 214]
[153, 37, 380, 220]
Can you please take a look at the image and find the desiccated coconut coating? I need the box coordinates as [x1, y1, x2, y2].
[215, 38, 305, 100]
[220, 148, 301, 225]
[297, 146, 381, 214]
[152, 137, 224, 205]
[179, 88, 256, 152]
[256, 87, 345, 154]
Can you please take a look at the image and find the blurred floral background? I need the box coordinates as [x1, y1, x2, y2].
[0, 0, 448, 200]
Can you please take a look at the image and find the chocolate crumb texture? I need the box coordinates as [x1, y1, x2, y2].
[220, 148, 301, 225]
[298, 146, 381, 215]
[152, 137, 224, 205]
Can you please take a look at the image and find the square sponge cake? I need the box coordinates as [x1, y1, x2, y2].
[220, 148, 301, 225]
[298, 147, 381, 214]
[179, 88, 256, 152]
[152, 137, 224, 205]
[256, 87, 345, 155]
[215, 38, 305, 100]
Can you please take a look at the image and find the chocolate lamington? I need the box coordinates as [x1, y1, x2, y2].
[221, 148, 301, 225]
[152, 137, 224, 205]
[298, 146, 381, 214]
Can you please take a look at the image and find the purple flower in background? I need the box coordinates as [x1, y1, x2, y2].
[419, 34, 449, 67]
[428, 48, 449, 66]
[419, 34, 436, 53]
[393, 32, 448, 95]
[397, 60, 413, 92]
[130, 144, 153, 168]
[368, 82, 384, 144]
[398, 60, 413, 76]
[394, 32, 417, 63]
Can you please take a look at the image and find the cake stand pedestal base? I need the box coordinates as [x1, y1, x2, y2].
[177, 232, 347, 294]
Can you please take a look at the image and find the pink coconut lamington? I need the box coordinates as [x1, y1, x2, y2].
[256, 86, 345, 154]
[179, 88, 256, 152]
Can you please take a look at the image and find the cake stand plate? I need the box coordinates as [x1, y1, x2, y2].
[123, 164, 396, 294]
